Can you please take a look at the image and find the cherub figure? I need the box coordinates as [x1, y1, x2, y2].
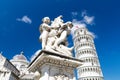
[52, 21, 74, 56]
[51, 15, 64, 29]
[39, 17, 51, 49]
[53, 21, 73, 48]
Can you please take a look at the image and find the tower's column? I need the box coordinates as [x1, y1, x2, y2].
[73, 26, 104, 80]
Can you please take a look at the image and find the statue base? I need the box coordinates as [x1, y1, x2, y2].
[28, 50, 83, 80]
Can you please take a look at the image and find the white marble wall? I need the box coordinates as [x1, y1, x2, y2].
[40, 64, 76, 80]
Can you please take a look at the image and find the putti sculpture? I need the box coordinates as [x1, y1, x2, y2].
[39, 15, 73, 56]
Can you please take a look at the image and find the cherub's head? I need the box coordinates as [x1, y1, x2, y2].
[42, 17, 50, 24]
[58, 15, 63, 19]
[66, 21, 73, 28]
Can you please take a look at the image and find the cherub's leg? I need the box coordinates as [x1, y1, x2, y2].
[41, 31, 48, 49]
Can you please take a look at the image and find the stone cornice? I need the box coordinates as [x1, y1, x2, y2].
[28, 50, 83, 72]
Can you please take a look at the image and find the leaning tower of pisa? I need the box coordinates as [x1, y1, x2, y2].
[73, 24, 104, 80]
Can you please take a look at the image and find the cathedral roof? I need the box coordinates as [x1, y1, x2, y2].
[30, 50, 41, 62]
[0, 53, 5, 61]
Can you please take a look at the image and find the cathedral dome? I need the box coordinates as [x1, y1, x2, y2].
[10, 51, 29, 74]
[13, 52, 27, 61]
[10, 51, 29, 63]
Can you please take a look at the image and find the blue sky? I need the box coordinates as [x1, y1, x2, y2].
[0, 0, 120, 80]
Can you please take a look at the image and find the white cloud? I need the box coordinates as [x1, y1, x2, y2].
[81, 10, 87, 17]
[72, 19, 86, 29]
[71, 19, 86, 36]
[83, 15, 94, 25]
[71, 19, 96, 38]
[70, 11, 96, 38]
[71, 11, 94, 25]
[16, 16, 32, 24]
[72, 19, 82, 24]
[81, 10, 95, 25]
[71, 12, 78, 17]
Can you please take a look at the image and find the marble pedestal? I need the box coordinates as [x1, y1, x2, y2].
[28, 50, 83, 80]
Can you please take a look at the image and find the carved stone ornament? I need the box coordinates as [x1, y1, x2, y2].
[54, 74, 69, 80]
[39, 16, 73, 56]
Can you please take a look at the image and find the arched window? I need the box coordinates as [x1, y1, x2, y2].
[90, 68, 92, 71]
[88, 68, 90, 71]
[83, 69, 84, 72]
[88, 58, 90, 62]
[86, 59, 88, 62]
[86, 37, 88, 41]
